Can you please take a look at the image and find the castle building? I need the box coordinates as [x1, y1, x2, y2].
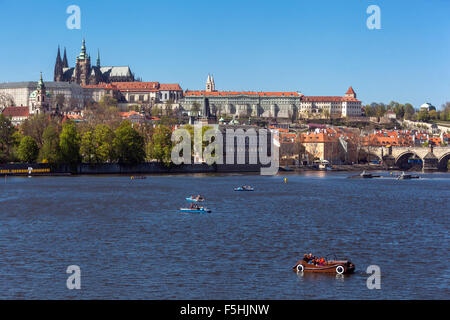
[183, 75, 303, 119]
[54, 39, 135, 85]
[299, 87, 363, 118]
[181, 77, 362, 120]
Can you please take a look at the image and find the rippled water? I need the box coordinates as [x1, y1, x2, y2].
[0, 172, 449, 299]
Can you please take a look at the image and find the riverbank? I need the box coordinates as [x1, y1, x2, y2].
[1, 163, 446, 176]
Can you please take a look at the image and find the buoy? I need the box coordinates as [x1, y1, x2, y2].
[131, 176, 134, 180]
[284, 177, 287, 183]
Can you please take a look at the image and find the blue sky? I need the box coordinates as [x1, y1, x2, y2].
[0, 0, 449, 109]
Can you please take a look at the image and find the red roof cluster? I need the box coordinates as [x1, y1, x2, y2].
[2, 106, 30, 117]
[81, 82, 182, 92]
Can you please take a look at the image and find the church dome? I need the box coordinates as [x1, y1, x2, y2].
[30, 90, 51, 99]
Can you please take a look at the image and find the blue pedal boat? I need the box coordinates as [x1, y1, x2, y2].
[234, 186, 254, 191]
[179, 207, 211, 213]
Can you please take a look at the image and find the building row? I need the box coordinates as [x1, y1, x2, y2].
[1, 39, 363, 122]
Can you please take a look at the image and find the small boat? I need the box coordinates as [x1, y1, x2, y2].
[131, 175, 146, 180]
[185, 195, 205, 202]
[397, 171, 420, 180]
[293, 259, 355, 274]
[234, 186, 254, 191]
[359, 170, 380, 179]
[179, 206, 211, 213]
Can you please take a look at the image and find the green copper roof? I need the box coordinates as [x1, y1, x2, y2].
[37, 72, 45, 90]
[78, 38, 87, 60]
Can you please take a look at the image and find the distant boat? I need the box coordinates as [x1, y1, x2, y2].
[234, 186, 254, 191]
[397, 171, 420, 180]
[179, 206, 211, 213]
[279, 166, 293, 172]
[131, 176, 146, 180]
[186, 195, 205, 202]
[359, 170, 380, 179]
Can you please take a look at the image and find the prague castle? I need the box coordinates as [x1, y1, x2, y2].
[182, 75, 362, 120]
[54, 39, 135, 85]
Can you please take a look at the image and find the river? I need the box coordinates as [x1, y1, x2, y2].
[0, 171, 449, 299]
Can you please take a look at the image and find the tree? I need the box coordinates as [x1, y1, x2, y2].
[0, 92, 15, 108]
[84, 96, 120, 126]
[404, 103, 415, 120]
[0, 114, 16, 162]
[20, 113, 52, 148]
[429, 110, 438, 120]
[59, 120, 81, 165]
[17, 136, 39, 163]
[80, 130, 96, 163]
[39, 124, 61, 163]
[417, 109, 430, 122]
[94, 124, 116, 163]
[146, 125, 173, 166]
[113, 121, 145, 165]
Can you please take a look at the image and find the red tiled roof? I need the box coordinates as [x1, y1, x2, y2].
[82, 83, 117, 90]
[346, 86, 356, 95]
[112, 82, 160, 91]
[159, 83, 182, 91]
[2, 106, 29, 117]
[185, 91, 301, 97]
[302, 96, 359, 102]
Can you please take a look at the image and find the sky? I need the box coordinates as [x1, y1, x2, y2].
[0, 0, 449, 109]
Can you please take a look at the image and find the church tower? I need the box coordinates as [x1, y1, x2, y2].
[72, 39, 92, 85]
[54, 46, 63, 82]
[206, 74, 215, 92]
[31, 73, 50, 114]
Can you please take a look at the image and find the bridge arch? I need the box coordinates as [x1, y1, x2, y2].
[438, 152, 450, 171]
[395, 151, 423, 170]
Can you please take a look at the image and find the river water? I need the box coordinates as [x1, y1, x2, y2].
[0, 172, 449, 299]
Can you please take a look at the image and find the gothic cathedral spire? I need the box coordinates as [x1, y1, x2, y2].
[54, 46, 63, 82]
[96, 49, 101, 68]
[62, 47, 68, 68]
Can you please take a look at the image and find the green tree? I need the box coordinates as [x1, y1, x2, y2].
[0, 114, 16, 162]
[113, 121, 145, 164]
[20, 113, 52, 148]
[59, 120, 81, 164]
[404, 103, 415, 120]
[39, 124, 61, 163]
[417, 109, 430, 122]
[17, 136, 39, 163]
[80, 130, 96, 163]
[94, 124, 115, 163]
[146, 125, 173, 166]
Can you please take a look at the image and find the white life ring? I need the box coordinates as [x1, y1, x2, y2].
[296, 264, 304, 272]
[336, 265, 345, 274]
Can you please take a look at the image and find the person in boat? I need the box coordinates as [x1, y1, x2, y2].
[318, 257, 326, 266]
[303, 254, 310, 263]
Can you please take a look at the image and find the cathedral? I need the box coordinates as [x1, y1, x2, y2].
[54, 39, 135, 85]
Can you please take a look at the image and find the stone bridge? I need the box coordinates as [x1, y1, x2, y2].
[363, 146, 450, 171]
